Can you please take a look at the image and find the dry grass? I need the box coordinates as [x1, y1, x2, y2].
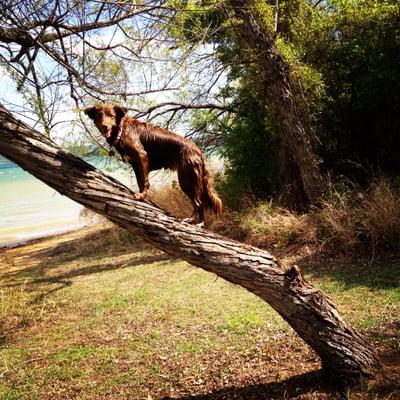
[221, 179, 400, 255]
[148, 182, 193, 220]
[238, 201, 310, 248]
[144, 178, 400, 255]
[310, 179, 400, 252]
[148, 182, 249, 241]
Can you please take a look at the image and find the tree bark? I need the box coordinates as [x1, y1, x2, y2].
[226, 0, 325, 205]
[0, 104, 380, 385]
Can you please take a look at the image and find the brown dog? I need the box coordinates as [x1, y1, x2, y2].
[84, 103, 222, 224]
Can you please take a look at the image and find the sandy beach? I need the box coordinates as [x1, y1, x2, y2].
[0, 157, 175, 248]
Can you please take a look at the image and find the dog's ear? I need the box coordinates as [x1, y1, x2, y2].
[84, 107, 97, 120]
[114, 106, 128, 120]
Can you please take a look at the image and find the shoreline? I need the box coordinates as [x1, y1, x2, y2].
[0, 222, 98, 250]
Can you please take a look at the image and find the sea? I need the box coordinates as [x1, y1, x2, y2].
[0, 156, 173, 248]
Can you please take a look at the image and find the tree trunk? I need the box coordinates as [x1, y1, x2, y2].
[0, 104, 380, 385]
[226, 0, 325, 205]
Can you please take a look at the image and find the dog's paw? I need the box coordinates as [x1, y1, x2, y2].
[133, 193, 146, 201]
[182, 218, 205, 228]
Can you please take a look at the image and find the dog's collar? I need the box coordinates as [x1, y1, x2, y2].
[110, 127, 123, 147]
[105, 121, 124, 147]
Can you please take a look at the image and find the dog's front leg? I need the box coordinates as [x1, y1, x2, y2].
[132, 148, 150, 200]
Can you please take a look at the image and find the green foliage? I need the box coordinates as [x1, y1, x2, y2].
[167, 0, 228, 46]
[171, 0, 400, 203]
[302, 0, 400, 175]
[217, 80, 280, 204]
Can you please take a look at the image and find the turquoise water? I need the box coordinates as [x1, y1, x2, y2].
[0, 157, 135, 247]
[0, 153, 222, 247]
[0, 156, 177, 247]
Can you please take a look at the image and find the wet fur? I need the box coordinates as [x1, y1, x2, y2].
[84, 104, 222, 224]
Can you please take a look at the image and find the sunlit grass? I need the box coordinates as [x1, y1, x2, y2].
[0, 223, 398, 399]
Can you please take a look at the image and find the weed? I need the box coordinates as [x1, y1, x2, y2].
[224, 178, 400, 254]
[177, 339, 211, 354]
[52, 346, 95, 363]
[0, 386, 24, 400]
[222, 309, 265, 334]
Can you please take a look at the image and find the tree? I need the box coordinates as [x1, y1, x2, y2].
[0, 1, 394, 386]
[0, 0, 160, 134]
[300, 0, 400, 177]
[0, 0, 229, 142]
[217, 0, 400, 191]
[2, 0, 398, 199]
[165, 0, 327, 205]
[168, 0, 399, 203]
[224, 0, 326, 205]
[0, 104, 381, 385]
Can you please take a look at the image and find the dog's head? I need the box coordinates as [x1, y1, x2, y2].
[84, 104, 127, 139]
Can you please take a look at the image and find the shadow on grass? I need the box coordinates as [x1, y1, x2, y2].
[163, 370, 337, 400]
[10, 226, 156, 265]
[2, 227, 172, 297]
[300, 259, 400, 291]
[26, 253, 170, 304]
[164, 360, 400, 400]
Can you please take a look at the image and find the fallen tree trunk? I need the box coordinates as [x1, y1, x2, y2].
[0, 104, 380, 385]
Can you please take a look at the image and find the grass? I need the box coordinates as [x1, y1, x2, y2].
[151, 177, 400, 255]
[0, 223, 399, 399]
[215, 178, 400, 254]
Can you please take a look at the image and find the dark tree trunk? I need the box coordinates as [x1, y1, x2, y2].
[0, 104, 380, 385]
[226, 0, 325, 205]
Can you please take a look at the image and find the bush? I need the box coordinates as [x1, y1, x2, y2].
[311, 179, 400, 251]
[233, 178, 400, 254]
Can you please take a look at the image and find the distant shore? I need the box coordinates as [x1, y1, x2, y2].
[0, 221, 97, 250]
[0, 156, 135, 248]
[0, 156, 174, 248]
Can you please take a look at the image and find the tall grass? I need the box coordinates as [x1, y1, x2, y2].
[95, 177, 400, 255]
[238, 179, 400, 253]
[148, 182, 192, 220]
[311, 179, 400, 251]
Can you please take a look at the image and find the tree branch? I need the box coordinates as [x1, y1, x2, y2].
[0, 6, 160, 48]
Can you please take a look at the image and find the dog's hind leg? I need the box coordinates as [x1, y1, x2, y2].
[177, 159, 204, 225]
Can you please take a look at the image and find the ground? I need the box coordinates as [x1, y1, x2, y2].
[0, 223, 399, 399]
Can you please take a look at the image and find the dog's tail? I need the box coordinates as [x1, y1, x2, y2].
[201, 160, 223, 217]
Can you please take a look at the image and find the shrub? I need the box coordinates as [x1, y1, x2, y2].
[234, 178, 400, 254]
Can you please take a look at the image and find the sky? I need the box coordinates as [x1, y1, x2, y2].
[0, 67, 79, 141]
[0, 14, 226, 148]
